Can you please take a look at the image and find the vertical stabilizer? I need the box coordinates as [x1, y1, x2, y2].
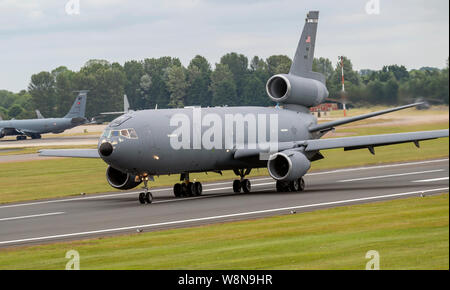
[36, 110, 45, 119]
[124, 95, 130, 112]
[289, 11, 325, 83]
[65, 91, 88, 119]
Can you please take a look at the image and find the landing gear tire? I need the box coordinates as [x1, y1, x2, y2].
[276, 181, 289, 192]
[289, 179, 300, 192]
[173, 183, 182, 198]
[241, 179, 251, 193]
[145, 192, 153, 204]
[16, 135, 26, 141]
[139, 192, 146, 204]
[298, 177, 306, 192]
[181, 183, 188, 197]
[194, 182, 203, 196]
[186, 182, 195, 197]
[233, 180, 241, 193]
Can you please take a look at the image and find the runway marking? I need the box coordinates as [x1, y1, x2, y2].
[0, 158, 447, 210]
[0, 212, 64, 222]
[0, 187, 447, 246]
[337, 170, 445, 183]
[413, 177, 449, 183]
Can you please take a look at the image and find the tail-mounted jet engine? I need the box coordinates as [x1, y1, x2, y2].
[266, 74, 329, 107]
[106, 166, 142, 190]
[267, 150, 311, 182]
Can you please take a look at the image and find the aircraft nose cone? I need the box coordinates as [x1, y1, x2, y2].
[99, 142, 113, 157]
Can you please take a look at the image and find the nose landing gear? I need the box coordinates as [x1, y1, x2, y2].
[138, 175, 153, 205]
[233, 168, 252, 193]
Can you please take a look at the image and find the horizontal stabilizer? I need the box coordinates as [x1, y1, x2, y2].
[309, 103, 423, 133]
[39, 149, 100, 158]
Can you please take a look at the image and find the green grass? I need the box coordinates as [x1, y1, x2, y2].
[0, 145, 97, 156]
[0, 122, 448, 204]
[0, 194, 447, 270]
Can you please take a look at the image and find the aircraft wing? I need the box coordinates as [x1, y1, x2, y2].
[234, 130, 449, 159]
[39, 149, 100, 158]
[308, 103, 422, 133]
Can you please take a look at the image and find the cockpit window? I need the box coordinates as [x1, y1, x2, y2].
[128, 128, 138, 139]
[120, 129, 129, 138]
[102, 128, 138, 140]
[102, 129, 111, 138]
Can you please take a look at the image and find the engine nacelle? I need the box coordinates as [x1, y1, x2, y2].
[267, 150, 311, 182]
[0, 129, 5, 139]
[106, 166, 142, 190]
[266, 74, 328, 107]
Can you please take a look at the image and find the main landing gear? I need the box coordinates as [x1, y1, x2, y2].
[233, 169, 252, 193]
[138, 176, 153, 205]
[16, 135, 27, 141]
[173, 173, 203, 198]
[276, 177, 306, 193]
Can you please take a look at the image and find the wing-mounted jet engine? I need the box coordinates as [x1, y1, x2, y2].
[266, 11, 328, 108]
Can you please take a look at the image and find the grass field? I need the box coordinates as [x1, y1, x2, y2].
[0, 122, 448, 204]
[0, 193, 447, 270]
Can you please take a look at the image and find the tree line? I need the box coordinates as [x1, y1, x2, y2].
[0, 54, 448, 120]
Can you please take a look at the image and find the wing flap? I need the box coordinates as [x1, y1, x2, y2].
[39, 149, 100, 158]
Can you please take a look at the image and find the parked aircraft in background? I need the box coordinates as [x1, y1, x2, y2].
[0, 91, 88, 140]
[40, 11, 449, 204]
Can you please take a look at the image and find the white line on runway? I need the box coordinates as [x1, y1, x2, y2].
[0, 212, 64, 222]
[0, 158, 447, 209]
[337, 170, 444, 183]
[0, 187, 447, 246]
[413, 177, 449, 183]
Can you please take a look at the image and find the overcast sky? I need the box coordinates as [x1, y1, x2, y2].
[0, 0, 448, 92]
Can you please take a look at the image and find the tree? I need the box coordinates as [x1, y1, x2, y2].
[210, 64, 237, 106]
[220, 53, 249, 99]
[8, 104, 23, 119]
[266, 55, 292, 76]
[166, 65, 187, 108]
[28, 71, 56, 117]
[124, 60, 145, 109]
[186, 55, 212, 107]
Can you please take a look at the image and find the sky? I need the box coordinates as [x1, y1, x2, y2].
[0, 0, 448, 92]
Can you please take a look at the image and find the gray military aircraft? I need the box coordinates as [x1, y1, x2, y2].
[0, 91, 88, 140]
[40, 11, 449, 204]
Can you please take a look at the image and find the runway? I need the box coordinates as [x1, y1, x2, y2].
[0, 158, 448, 248]
[0, 135, 99, 149]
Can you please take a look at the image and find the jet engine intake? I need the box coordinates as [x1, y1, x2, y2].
[267, 150, 311, 182]
[106, 166, 141, 190]
[266, 74, 328, 107]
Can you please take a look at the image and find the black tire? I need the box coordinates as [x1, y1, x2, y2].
[181, 183, 188, 197]
[194, 182, 203, 196]
[299, 177, 306, 192]
[145, 192, 153, 204]
[173, 183, 182, 197]
[241, 179, 251, 193]
[233, 180, 241, 193]
[139, 192, 146, 204]
[276, 181, 287, 192]
[289, 179, 300, 192]
[186, 182, 195, 196]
